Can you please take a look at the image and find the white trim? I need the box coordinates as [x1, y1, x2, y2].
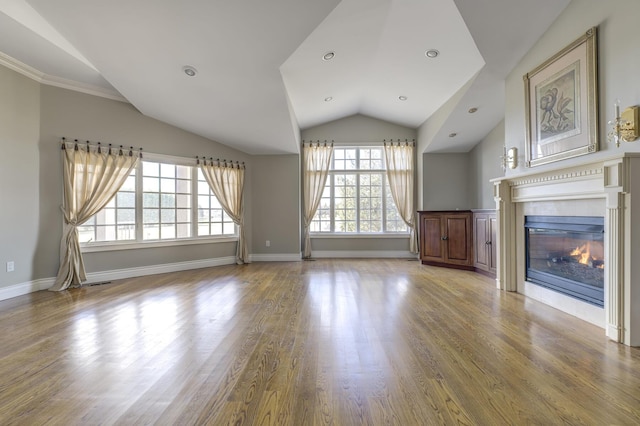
[249, 253, 302, 262]
[311, 233, 410, 239]
[0, 51, 128, 103]
[311, 250, 417, 259]
[0, 257, 236, 301]
[521, 281, 604, 328]
[81, 236, 237, 253]
[0, 277, 55, 301]
[83, 257, 237, 283]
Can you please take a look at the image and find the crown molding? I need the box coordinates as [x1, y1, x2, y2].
[0, 51, 128, 103]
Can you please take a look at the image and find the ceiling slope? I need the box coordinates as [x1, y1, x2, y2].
[0, 0, 570, 154]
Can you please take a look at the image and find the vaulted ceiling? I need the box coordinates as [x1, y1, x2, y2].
[0, 0, 569, 154]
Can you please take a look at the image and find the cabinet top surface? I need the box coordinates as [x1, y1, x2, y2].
[418, 210, 473, 214]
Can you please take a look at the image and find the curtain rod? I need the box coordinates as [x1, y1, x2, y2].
[302, 139, 415, 144]
[60, 137, 143, 157]
[196, 156, 245, 169]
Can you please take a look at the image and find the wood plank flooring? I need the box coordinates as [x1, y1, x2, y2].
[1, 259, 640, 425]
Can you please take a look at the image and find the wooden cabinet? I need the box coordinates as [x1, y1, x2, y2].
[418, 211, 474, 270]
[473, 210, 497, 276]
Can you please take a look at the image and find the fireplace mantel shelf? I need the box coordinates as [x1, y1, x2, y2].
[492, 153, 640, 347]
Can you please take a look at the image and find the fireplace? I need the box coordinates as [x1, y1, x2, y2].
[525, 216, 604, 307]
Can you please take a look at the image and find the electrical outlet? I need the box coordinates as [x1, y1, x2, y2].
[266, 240, 270, 247]
[6, 261, 15, 272]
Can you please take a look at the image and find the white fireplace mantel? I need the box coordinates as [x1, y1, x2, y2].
[492, 153, 640, 346]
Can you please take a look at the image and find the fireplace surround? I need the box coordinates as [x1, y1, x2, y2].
[493, 153, 640, 346]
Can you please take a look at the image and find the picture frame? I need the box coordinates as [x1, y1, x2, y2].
[524, 27, 598, 167]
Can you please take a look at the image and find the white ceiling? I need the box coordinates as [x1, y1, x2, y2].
[0, 0, 569, 155]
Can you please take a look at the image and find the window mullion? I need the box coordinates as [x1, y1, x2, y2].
[330, 173, 335, 233]
[382, 173, 388, 232]
[191, 167, 198, 237]
[135, 162, 143, 241]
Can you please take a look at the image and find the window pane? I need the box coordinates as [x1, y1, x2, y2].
[177, 165, 190, 179]
[160, 178, 175, 193]
[161, 209, 176, 223]
[198, 224, 210, 236]
[177, 223, 190, 238]
[161, 194, 175, 208]
[117, 192, 135, 208]
[120, 174, 136, 191]
[177, 208, 190, 222]
[117, 208, 135, 224]
[177, 194, 190, 208]
[143, 193, 159, 208]
[176, 179, 190, 194]
[143, 208, 159, 223]
[143, 177, 159, 192]
[144, 224, 159, 240]
[198, 181, 210, 194]
[160, 224, 175, 239]
[160, 163, 175, 178]
[143, 161, 159, 177]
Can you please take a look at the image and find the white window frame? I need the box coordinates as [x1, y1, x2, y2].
[310, 145, 409, 237]
[80, 152, 237, 253]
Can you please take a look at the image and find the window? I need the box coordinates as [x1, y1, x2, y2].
[310, 146, 408, 234]
[78, 156, 236, 245]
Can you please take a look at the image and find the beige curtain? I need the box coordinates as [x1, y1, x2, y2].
[384, 142, 418, 253]
[199, 159, 248, 264]
[51, 141, 140, 291]
[302, 142, 333, 258]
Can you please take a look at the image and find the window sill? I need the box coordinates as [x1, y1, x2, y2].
[81, 236, 238, 253]
[310, 233, 410, 239]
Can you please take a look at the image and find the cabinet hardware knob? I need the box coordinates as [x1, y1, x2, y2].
[441, 236, 448, 241]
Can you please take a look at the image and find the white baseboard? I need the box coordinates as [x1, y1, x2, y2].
[311, 250, 418, 259]
[84, 256, 237, 284]
[249, 253, 301, 262]
[0, 278, 55, 301]
[0, 256, 237, 301]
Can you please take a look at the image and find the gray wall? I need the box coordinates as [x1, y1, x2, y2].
[468, 120, 504, 209]
[301, 114, 417, 255]
[251, 154, 300, 255]
[421, 153, 471, 210]
[504, 0, 640, 176]
[0, 66, 40, 288]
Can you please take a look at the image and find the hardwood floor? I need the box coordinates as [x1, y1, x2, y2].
[1, 259, 640, 425]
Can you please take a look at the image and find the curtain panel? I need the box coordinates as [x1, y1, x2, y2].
[51, 141, 140, 291]
[199, 159, 248, 264]
[384, 142, 418, 253]
[302, 143, 333, 258]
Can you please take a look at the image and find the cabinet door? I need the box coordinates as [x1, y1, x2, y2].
[488, 214, 498, 273]
[445, 215, 471, 264]
[474, 214, 489, 270]
[421, 215, 444, 261]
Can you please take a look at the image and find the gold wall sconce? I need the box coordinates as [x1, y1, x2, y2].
[608, 100, 639, 147]
[500, 146, 518, 170]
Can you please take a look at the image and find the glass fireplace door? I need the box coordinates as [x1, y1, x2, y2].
[525, 216, 604, 307]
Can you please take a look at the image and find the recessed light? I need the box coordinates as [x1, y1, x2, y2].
[322, 51, 335, 61]
[182, 66, 197, 77]
[324, 96, 333, 102]
[449, 132, 457, 138]
[425, 49, 439, 58]
[468, 107, 478, 114]
[399, 96, 408, 101]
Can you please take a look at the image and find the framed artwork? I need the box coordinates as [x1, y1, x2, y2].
[524, 27, 598, 167]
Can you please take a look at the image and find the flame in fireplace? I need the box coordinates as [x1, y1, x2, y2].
[570, 242, 604, 269]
